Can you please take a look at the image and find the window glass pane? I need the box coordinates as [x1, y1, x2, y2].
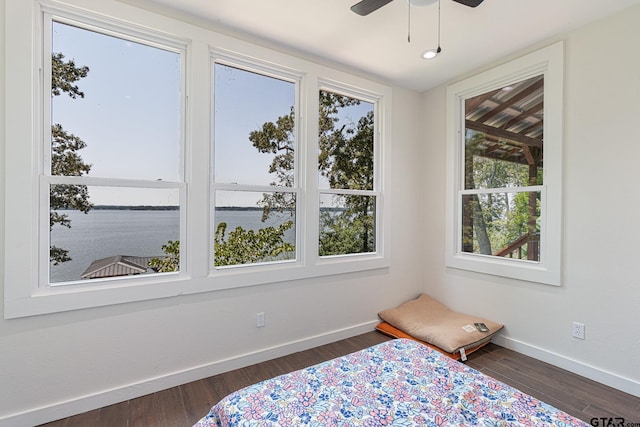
[50, 185, 180, 284]
[51, 22, 182, 181]
[461, 191, 540, 261]
[214, 190, 296, 267]
[464, 75, 543, 190]
[319, 90, 374, 190]
[319, 193, 376, 256]
[214, 63, 295, 186]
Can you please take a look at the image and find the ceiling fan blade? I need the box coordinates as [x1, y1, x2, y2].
[452, 0, 484, 7]
[351, 0, 394, 16]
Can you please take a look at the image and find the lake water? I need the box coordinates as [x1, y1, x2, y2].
[50, 209, 293, 283]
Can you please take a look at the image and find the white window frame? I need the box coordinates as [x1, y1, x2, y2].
[4, 0, 391, 318]
[445, 42, 563, 286]
[210, 52, 303, 271]
[41, 10, 188, 288]
[205, 60, 391, 290]
[317, 80, 382, 259]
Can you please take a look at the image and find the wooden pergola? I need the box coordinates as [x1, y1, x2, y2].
[463, 75, 544, 260]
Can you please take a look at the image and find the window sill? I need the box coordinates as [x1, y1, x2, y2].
[4, 256, 390, 319]
[446, 253, 561, 286]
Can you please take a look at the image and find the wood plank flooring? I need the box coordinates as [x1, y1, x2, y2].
[39, 332, 640, 426]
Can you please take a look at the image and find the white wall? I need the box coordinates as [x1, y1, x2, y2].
[422, 4, 640, 396]
[0, 0, 425, 424]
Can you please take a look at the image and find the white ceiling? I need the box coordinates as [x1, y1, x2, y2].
[121, 0, 640, 92]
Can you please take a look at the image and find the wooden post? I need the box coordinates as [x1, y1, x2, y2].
[527, 158, 539, 261]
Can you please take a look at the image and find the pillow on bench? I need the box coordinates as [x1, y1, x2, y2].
[378, 293, 503, 360]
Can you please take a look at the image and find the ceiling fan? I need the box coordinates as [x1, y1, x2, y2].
[351, 0, 484, 16]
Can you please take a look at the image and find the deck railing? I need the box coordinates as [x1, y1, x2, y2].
[494, 233, 539, 260]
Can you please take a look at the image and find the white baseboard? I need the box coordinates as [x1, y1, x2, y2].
[0, 321, 379, 427]
[492, 335, 640, 398]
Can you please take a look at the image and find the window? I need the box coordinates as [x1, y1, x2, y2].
[318, 88, 378, 257]
[446, 42, 563, 285]
[212, 61, 298, 268]
[3, 0, 390, 318]
[461, 75, 543, 261]
[210, 65, 386, 271]
[44, 18, 185, 285]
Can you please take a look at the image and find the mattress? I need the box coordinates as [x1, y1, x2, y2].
[194, 338, 588, 426]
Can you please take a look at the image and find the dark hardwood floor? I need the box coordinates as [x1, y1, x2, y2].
[40, 331, 640, 427]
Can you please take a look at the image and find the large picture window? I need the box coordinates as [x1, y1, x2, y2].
[446, 42, 563, 285]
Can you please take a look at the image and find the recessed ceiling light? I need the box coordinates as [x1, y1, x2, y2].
[422, 47, 441, 59]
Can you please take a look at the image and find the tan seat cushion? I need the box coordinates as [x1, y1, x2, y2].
[378, 294, 503, 354]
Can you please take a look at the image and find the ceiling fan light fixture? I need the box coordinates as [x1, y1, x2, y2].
[351, 0, 484, 16]
[422, 46, 441, 59]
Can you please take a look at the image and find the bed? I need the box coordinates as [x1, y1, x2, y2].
[194, 339, 588, 426]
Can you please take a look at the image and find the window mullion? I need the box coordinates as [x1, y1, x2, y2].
[303, 77, 320, 264]
[213, 183, 298, 193]
[45, 175, 185, 188]
[319, 188, 379, 197]
[460, 185, 544, 196]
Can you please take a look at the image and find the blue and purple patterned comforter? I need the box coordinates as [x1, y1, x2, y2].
[194, 339, 588, 426]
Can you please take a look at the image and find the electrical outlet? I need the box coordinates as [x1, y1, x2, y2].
[256, 312, 265, 328]
[572, 322, 585, 339]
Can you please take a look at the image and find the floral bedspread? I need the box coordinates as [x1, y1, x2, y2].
[194, 338, 588, 426]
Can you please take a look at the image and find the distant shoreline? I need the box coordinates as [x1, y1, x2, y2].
[71, 205, 263, 211]
[59, 206, 345, 212]
[91, 205, 181, 211]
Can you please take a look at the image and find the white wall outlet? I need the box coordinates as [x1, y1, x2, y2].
[572, 322, 585, 339]
[256, 312, 265, 328]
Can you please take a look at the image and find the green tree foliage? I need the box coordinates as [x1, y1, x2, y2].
[51, 52, 89, 98]
[155, 91, 375, 268]
[318, 208, 374, 256]
[50, 53, 93, 265]
[318, 104, 375, 255]
[148, 240, 180, 272]
[464, 131, 541, 257]
[214, 221, 295, 266]
[153, 92, 300, 271]
[149, 222, 295, 271]
[317, 91, 363, 182]
[249, 90, 375, 256]
[248, 107, 295, 221]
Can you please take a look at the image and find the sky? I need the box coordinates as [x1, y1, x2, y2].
[214, 63, 295, 188]
[53, 21, 373, 208]
[52, 21, 181, 205]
